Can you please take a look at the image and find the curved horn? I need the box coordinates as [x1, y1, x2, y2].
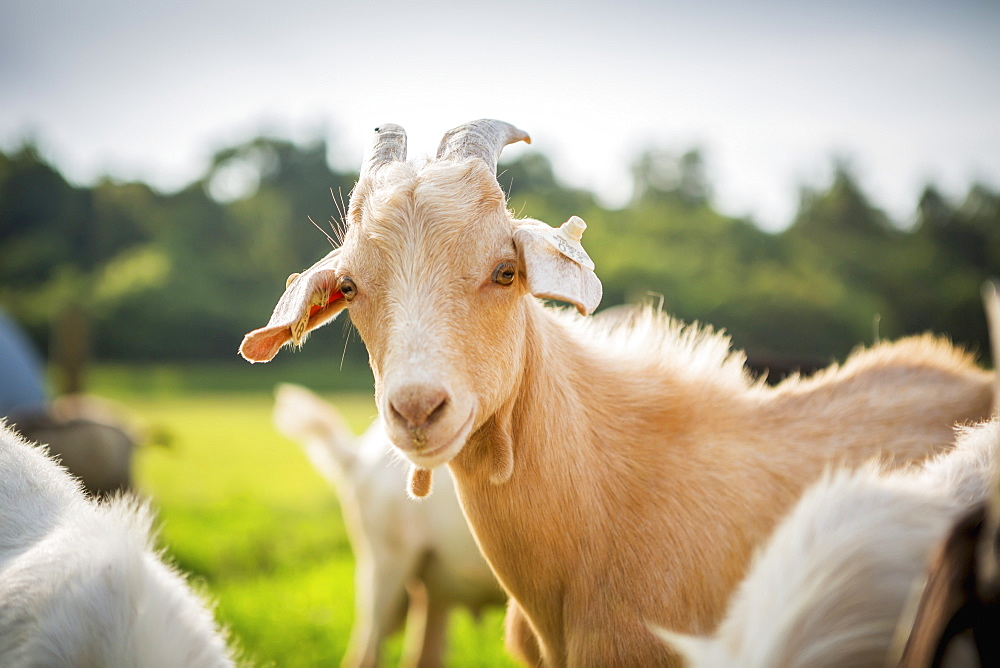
[435, 119, 531, 173]
[362, 124, 407, 177]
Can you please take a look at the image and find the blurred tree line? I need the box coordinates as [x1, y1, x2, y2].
[1, 136, 998, 387]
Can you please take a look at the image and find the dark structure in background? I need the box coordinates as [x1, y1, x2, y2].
[0, 309, 47, 416]
[1, 309, 141, 498]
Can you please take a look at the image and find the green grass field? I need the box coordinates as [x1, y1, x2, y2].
[91, 363, 515, 667]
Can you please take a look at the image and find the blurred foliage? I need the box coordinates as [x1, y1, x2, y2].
[2, 136, 999, 384]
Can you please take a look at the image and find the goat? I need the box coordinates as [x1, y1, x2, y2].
[240, 120, 994, 665]
[896, 282, 1000, 667]
[897, 501, 1000, 666]
[273, 383, 504, 667]
[7, 394, 156, 499]
[659, 283, 1000, 667]
[655, 417, 998, 667]
[0, 421, 233, 666]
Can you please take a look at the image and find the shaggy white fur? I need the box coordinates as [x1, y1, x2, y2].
[0, 422, 232, 667]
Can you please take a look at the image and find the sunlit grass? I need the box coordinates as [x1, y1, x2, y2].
[108, 389, 513, 666]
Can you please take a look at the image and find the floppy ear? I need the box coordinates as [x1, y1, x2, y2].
[513, 217, 602, 315]
[239, 248, 347, 363]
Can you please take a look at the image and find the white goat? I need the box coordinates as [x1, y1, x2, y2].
[241, 120, 994, 665]
[273, 383, 503, 667]
[897, 282, 1000, 666]
[0, 421, 233, 667]
[657, 417, 999, 667]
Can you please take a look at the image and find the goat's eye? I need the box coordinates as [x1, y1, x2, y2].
[339, 277, 357, 301]
[492, 262, 517, 286]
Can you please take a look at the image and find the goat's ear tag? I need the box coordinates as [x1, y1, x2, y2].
[514, 217, 602, 316]
[539, 216, 595, 270]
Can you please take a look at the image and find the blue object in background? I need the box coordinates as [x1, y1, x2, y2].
[0, 310, 47, 417]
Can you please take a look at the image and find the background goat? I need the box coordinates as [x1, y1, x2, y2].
[0, 421, 233, 666]
[7, 394, 151, 499]
[241, 120, 994, 665]
[273, 383, 504, 667]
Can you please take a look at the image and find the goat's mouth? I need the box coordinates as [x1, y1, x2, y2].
[395, 410, 475, 469]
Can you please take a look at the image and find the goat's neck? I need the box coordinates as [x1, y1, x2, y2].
[452, 302, 608, 498]
[448, 303, 705, 658]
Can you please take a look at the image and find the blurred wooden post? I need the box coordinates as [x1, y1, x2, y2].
[51, 304, 89, 395]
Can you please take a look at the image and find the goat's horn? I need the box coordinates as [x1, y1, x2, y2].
[362, 124, 407, 177]
[436, 119, 531, 173]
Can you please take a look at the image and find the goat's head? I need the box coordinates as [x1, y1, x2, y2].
[240, 120, 601, 493]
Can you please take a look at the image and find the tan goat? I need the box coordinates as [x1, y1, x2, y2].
[241, 120, 994, 666]
[660, 283, 1000, 667]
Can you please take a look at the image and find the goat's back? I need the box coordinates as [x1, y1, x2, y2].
[663, 419, 999, 668]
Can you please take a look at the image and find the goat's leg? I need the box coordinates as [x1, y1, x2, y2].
[399, 581, 429, 668]
[343, 557, 411, 668]
[504, 599, 543, 666]
[413, 586, 451, 668]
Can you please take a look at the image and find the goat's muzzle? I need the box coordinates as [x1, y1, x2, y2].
[387, 383, 451, 451]
[389, 384, 448, 431]
[383, 382, 474, 467]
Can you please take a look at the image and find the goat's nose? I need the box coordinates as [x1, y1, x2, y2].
[388, 384, 450, 430]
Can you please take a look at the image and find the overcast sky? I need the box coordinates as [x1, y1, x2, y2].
[2, 0, 998, 230]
